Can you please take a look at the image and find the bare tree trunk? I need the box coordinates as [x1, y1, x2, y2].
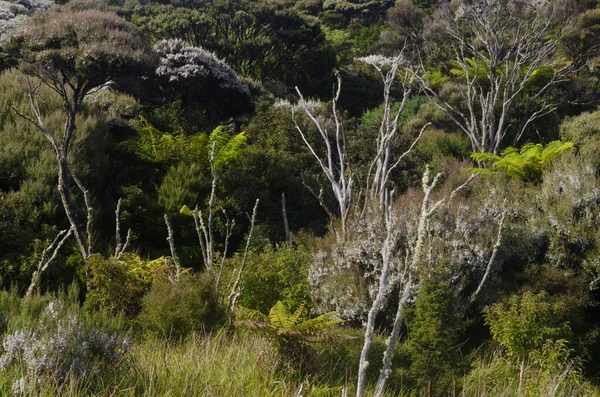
[114, 198, 132, 259]
[373, 275, 414, 397]
[356, 198, 396, 397]
[164, 213, 181, 283]
[13, 82, 93, 261]
[193, 142, 218, 269]
[216, 210, 234, 297]
[294, 73, 352, 239]
[518, 357, 526, 396]
[57, 154, 90, 260]
[373, 167, 445, 397]
[282, 192, 292, 246]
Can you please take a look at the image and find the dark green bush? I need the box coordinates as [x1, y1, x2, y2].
[138, 272, 224, 340]
[234, 245, 312, 314]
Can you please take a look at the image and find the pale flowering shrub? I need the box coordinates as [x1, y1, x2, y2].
[0, 286, 130, 394]
[535, 152, 600, 283]
[149, 38, 253, 119]
[154, 39, 250, 97]
[309, 176, 509, 324]
[0, 0, 53, 37]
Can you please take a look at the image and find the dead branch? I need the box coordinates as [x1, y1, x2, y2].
[228, 199, 260, 311]
[114, 198, 132, 259]
[26, 228, 73, 297]
[164, 213, 181, 283]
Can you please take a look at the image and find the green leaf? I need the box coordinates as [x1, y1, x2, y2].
[179, 205, 194, 217]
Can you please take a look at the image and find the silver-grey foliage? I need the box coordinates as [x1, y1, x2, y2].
[0, 0, 53, 36]
[0, 300, 130, 394]
[154, 39, 250, 97]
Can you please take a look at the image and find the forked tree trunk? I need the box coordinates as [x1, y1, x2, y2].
[57, 152, 90, 260]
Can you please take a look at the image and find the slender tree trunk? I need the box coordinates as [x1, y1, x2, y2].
[282, 192, 292, 246]
[518, 357, 525, 396]
[374, 277, 413, 397]
[57, 153, 89, 260]
[356, 213, 393, 397]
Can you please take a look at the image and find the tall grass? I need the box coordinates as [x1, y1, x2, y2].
[0, 330, 303, 396]
[127, 332, 300, 396]
[461, 349, 600, 397]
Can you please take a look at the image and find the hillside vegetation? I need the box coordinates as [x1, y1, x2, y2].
[2, 0, 600, 395]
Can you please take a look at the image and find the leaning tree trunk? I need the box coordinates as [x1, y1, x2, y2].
[56, 152, 90, 260]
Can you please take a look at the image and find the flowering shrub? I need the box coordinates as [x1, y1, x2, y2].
[309, 175, 508, 324]
[153, 38, 250, 97]
[0, 287, 130, 394]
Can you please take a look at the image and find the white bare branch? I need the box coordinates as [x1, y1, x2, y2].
[26, 228, 73, 297]
[228, 199, 260, 311]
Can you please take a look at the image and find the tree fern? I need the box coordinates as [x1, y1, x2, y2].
[470, 141, 574, 182]
[235, 301, 342, 353]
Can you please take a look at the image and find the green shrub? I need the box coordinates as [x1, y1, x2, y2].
[462, 342, 598, 397]
[416, 130, 471, 161]
[85, 253, 164, 316]
[485, 290, 569, 362]
[560, 107, 600, 145]
[233, 245, 312, 314]
[138, 272, 224, 340]
[404, 280, 465, 395]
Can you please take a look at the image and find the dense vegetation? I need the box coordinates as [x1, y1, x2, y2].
[2, 0, 600, 395]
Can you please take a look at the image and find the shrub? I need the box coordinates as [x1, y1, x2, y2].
[85, 253, 164, 316]
[0, 285, 130, 395]
[404, 279, 465, 395]
[233, 245, 312, 314]
[138, 272, 224, 340]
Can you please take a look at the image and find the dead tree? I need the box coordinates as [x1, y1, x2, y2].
[357, 166, 446, 397]
[356, 53, 426, 207]
[293, 73, 352, 239]
[164, 213, 182, 283]
[371, 167, 446, 397]
[416, 0, 570, 154]
[294, 52, 426, 237]
[228, 199, 260, 311]
[192, 142, 218, 270]
[114, 198, 132, 260]
[281, 192, 293, 246]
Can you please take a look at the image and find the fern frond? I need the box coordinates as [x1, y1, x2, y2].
[290, 302, 308, 326]
[208, 126, 228, 154]
[268, 301, 293, 329]
[235, 306, 267, 322]
[470, 152, 500, 165]
[295, 312, 341, 335]
[234, 319, 276, 333]
[470, 141, 574, 182]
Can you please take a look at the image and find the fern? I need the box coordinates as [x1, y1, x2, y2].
[235, 301, 342, 353]
[268, 300, 294, 329]
[470, 141, 574, 182]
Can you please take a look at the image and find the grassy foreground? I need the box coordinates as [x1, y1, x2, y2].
[2, 330, 599, 396]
